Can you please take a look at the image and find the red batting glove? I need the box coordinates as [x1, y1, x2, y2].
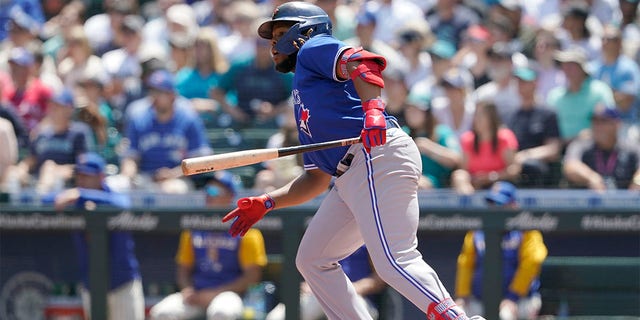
[361, 99, 386, 153]
[222, 194, 275, 237]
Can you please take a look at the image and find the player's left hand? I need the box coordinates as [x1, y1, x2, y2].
[361, 99, 386, 153]
[222, 194, 275, 237]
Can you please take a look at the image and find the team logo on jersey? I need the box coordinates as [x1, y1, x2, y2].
[299, 106, 312, 137]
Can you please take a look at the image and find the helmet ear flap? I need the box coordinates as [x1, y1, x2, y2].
[275, 23, 308, 55]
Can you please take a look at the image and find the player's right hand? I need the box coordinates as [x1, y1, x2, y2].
[222, 194, 275, 237]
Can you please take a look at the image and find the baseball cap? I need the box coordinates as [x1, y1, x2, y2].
[76, 152, 106, 175]
[602, 24, 622, 40]
[406, 88, 431, 111]
[8, 47, 35, 66]
[513, 66, 537, 82]
[206, 170, 238, 196]
[356, 5, 377, 26]
[440, 68, 473, 90]
[498, 0, 523, 11]
[563, 1, 590, 19]
[428, 40, 456, 60]
[554, 47, 589, 72]
[50, 88, 75, 107]
[485, 181, 517, 206]
[488, 42, 515, 60]
[120, 15, 144, 33]
[591, 104, 621, 120]
[107, 0, 136, 14]
[147, 70, 175, 92]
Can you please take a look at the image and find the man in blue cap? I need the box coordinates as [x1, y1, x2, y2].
[119, 69, 211, 194]
[52, 152, 145, 320]
[455, 181, 548, 320]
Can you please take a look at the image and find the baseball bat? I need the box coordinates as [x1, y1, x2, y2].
[181, 136, 361, 175]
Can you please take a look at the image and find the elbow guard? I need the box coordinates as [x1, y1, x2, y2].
[338, 47, 387, 88]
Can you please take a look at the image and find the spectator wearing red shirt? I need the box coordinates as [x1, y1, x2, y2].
[3, 47, 52, 132]
[452, 101, 519, 193]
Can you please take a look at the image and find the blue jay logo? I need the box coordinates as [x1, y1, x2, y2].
[299, 106, 312, 137]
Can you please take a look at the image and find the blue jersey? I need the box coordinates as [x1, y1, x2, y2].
[30, 122, 93, 173]
[292, 35, 391, 175]
[471, 231, 541, 299]
[176, 229, 267, 290]
[43, 184, 140, 290]
[592, 55, 640, 122]
[125, 97, 211, 173]
[189, 231, 242, 290]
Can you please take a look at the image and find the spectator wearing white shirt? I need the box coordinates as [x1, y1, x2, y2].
[473, 42, 522, 125]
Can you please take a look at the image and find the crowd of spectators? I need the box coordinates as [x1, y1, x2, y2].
[1, 0, 639, 199]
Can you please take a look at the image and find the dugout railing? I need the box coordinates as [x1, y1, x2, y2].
[1, 204, 639, 320]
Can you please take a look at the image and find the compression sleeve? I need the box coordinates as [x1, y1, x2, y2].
[455, 231, 477, 298]
[508, 231, 548, 298]
[175, 230, 195, 267]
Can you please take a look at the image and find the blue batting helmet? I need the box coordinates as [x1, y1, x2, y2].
[258, 1, 332, 54]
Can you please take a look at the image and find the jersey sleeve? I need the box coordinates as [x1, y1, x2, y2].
[297, 36, 351, 81]
[438, 125, 461, 152]
[507, 230, 548, 299]
[238, 228, 268, 269]
[175, 230, 195, 267]
[455, 231, 477, 298]
[563, 138, 591, 162]
[499, 127, 519, 151]
[459, 131, 474, 154]
[302, 153, 319, 171]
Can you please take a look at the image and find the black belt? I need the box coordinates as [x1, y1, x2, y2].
[334, 119, 399, 177]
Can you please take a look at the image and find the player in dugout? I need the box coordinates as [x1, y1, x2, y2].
[47, 152, 145, 320]
[455, 181, 548, 320]
[221, 2, 485, 319]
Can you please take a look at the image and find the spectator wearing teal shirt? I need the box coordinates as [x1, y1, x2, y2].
[403, 89, 462, 189]
[175, 27, 230, 127]
[175, 27, 229, 100]
[211, 37, 293, 128]
[546, 47, 615, 143]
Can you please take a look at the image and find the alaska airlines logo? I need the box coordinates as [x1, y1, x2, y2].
[299, 106, 312, 137]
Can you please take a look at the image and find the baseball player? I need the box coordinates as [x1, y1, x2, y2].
[148, 228, 267, 320]
[266, 245, 386, 320]
[455, 181, 548, 320]
[221, 2, 484, 319]
[49, 152, 144, 320]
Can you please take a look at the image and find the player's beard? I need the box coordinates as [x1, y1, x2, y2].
[275, 53, 297, 73]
